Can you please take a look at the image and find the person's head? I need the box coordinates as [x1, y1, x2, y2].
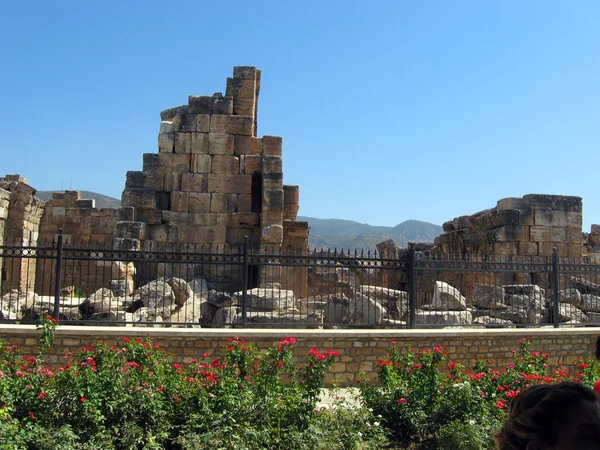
[496, 381, 600, 450]
[595, 336, 600, 361]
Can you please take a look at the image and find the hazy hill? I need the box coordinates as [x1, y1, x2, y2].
[35, 191, 121, 208]
[297, 216, 442, 251]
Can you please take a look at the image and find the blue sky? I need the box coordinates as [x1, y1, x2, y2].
[1, 1, 599, 230]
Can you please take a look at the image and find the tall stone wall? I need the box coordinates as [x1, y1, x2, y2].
[114, 66, 308, 294]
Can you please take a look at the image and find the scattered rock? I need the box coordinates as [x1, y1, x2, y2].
[432, 281, 467, 311]
[472, 284, 504, 308]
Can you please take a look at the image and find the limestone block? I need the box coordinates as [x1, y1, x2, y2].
[212, 155, 240, 174]
[264, 189, 284, 209]
[226, 227, 253, 245]
[492, 242, 518, 256]
[582, 294, 600, 313]
[550, 227, 567, 242]
[534, 209, 569, 227]
[233, 97, 255, 117]
[567, 227, 582, 244]
[262, 136, 282, 156]
[116, 221, 147, 240]
[493, 225, 529, 242]
[262, 224, 283, 243]
[137, 209, 162, 225]
[432, 281, 467, 310]
[210, 193, 228, 213]
[227, 194, 238, 213]
[188, 95, 233, 115]
[263, 172, 283, 190]
[143, 154, 189, 172]
[283, 185, 299, 204]
[163, 172, 182, 192]
[518, 241, 538, 256]
[592, 224, 600, 234]
[472, 284, 504, 308]
[238, 194, 252, 213]
[233, 66, 258, 80]
[497, 197, 524, 211]
[160, 105, 187, 123]
[590, 233, 600, 246]
[181, 173, 205, 192]
[530, 226, 550, 242]
[262, 210, 282, 227]
[226, 77, 256, 99]
[76, 199, 95, 208]
[413, 310, 472, 325]
[234, 136, 262, 155]
[263, 155, 282, 172]
[118, 207, 135, 222]
[183, 225, 227, 244]
[210, 115, 253, 136]
[283, 204, 299, 221]
[180, 114, 197, 132]
[196, 114, 210, 133]
[208, 133, 234, 155]
[52, 207, 66, 217]
[174, 132, 191, 154]
[568, 243, 582, 257]
[113, 238, 140, 251]
[219, 212, 260, 228]
[189, 193, 211, 213]
[191, 154, 212, 173]
[190, 213, 217, 226]
[148, 225, 168, 242]
[158, 128, 174, 153]
[207, 173, 251, 194]
[125, 171, 149, 189]
[240, 155, 262, 174]
[555, 288, 582, 307]
[188, 133, 209, 154]
[161, 211, 191, 226]
[121, 188, 156, 209]
[539, 242, 564, 257]
[233, 287, 295, 311]
[170, 192, 189, 212]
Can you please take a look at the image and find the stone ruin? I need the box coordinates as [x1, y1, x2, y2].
[2, 69, 600, 328]
[371, 194, 600, 327]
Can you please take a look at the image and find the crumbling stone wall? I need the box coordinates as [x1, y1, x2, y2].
[0, 175, 44, 294]
[114, 66, 309, 294]
[34, 191, 119, 296]
[435, 194, 582, 258]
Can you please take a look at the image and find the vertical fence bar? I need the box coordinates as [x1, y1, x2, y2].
[241, 236, 249, 327]
[552, 247, 560, 328]
[408, 248, 416, 329]
[53, 229, 64, 320]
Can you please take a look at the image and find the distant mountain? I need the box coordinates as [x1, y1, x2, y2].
[35, 191, 121, 209]
[297, 216, 442, 251]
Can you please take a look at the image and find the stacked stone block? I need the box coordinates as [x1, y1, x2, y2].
[435, 194, 583, 258]
[0, 175, 45, 294]
[113, 66, 308, 296]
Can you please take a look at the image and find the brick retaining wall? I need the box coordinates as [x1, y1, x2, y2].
[1, 325, 598, 386]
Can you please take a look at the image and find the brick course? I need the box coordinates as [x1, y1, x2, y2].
[1, 325, 598, 386]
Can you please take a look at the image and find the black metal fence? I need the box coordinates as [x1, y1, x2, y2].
[1, 234, 600, 328]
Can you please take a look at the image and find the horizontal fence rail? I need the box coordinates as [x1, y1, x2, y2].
[1, 237, 600, 329]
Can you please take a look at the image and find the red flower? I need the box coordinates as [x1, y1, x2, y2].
[29, 412, 35, 419]
[594, 379, 600, 396]
[123, 337, 130, 342]
[397, 398, 407, 404]
[80, 397, 86, 402]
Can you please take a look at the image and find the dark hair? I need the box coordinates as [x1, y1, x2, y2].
[496, 381, 599, 450]
[595, 336, 600, 361]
